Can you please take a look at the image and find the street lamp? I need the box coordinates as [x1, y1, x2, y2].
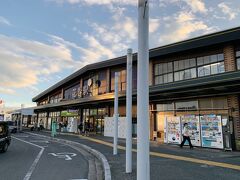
[137, 0, 150, 180]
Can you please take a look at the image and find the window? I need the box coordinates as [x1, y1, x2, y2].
[49, 93, 62, 104]
[64, 84, 80, 99]
[199, 97, 227, 109]
[197, 53, 225, 77]
[236, 49, 240, 70]
[0, 124, 6, 135]
[154, 62, 173, 85]
[98, 71, 107, 95]
[156, 103, 174, 111]
[154, 53, 225, 85]
[111, 69, 126, 92]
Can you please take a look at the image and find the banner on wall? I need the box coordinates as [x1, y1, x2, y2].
[181, 115, 201, 147]
[165, 116, 181, 144]
[200, 115, 223, 149]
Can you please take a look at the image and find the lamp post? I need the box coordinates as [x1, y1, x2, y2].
[113, 72, 119, 155]
[126, 48, 133, 173]
[137, 0, 150, 180]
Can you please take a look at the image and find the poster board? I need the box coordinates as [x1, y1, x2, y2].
[181, 115, 201, 146]
[165, 116, 181, 144]
[200, 115, 223, 149]
[104, 117, 126, 138]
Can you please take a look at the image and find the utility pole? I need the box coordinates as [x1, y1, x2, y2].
[137, 0, 150, 180]
[126, 48, 133, 173]
[113, 72, 119, 155]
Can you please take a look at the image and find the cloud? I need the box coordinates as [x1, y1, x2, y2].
[0, 16, 11, 26]
[183, 0, 207, 13]
[49, 0, 137, 6]
[161, 0, 207, 14]
[0, 34, 80, 90]
[158, 11, 216, 45]
[218, 2, 237, 20]
[149, 18, 160, 33]
[0, 87, 15, 95]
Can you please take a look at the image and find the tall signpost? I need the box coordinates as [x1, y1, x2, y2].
[137, 0, 150, 180]
[126, 48, 133, 173]
[113, 72, 119, 155]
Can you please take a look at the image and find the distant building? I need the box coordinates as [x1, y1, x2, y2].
[10, 107, 36, 127]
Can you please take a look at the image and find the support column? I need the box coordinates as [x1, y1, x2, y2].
[137, 1, 150, 180]
[227, 95, 240, 150]
[224, 44, 236, 72]
[106, 68, 111, 93]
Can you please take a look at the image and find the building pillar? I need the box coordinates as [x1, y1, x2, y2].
[149, 108, 154, 141]
[149, 60, 153, 86]
[224, 44, 236, 72]
[106, 68, 111, 93]
[227, 95, 240, 150]
[61, 88, 64, 99]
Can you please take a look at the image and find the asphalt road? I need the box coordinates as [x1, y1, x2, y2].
[0, 133, 89, 180]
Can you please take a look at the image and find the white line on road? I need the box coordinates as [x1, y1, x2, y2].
[12, 136, 45, 180]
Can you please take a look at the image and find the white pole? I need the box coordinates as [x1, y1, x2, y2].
[113, 72, 119, 155]
[137, 1, 150, 180]
[126, 48, 133, 173]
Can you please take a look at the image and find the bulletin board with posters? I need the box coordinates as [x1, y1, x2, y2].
[200, 115, 223, 149]
[165, 116, 181, 144]
[181, 115, 201, 146]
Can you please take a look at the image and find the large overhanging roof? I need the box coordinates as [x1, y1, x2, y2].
[32, 26, 240, 102]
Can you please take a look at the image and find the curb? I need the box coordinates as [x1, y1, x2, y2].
[26, 132, 111, 180]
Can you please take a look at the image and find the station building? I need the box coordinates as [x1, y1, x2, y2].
[33, 27, 240, 150]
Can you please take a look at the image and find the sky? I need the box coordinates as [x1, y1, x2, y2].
[0, 0, 240, 108]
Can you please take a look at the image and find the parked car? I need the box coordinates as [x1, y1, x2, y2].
[0, 121, 11, 153]
[6, 121, 17, 133]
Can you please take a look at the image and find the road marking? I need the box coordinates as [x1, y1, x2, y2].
[78, 135, 240, 171]
[12, 136, 44, 180]
[15, 135, 29, 138]
[30, 140, 49, 143]
[48, 152, 77, 161]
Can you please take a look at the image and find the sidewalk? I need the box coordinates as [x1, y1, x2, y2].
[28, 130, 240, 180]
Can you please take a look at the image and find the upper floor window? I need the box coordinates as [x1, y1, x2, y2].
[83, 71, 107, 97]
[111, 69, 126, 92]
[154, 62, 173, 84]
[64, 84, 80, 100]
[236, 49, 240, 69]
[39, 99, 48, 105]
[197, 54, 224, 77]
[174, 58, 196, 81]
[50, 93, 62, 104]
[154, 53, 225, 85]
